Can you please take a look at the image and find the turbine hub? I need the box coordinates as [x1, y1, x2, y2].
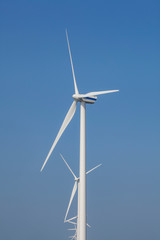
[72, 94, 80, 100]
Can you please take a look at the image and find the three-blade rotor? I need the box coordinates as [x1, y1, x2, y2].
[60, 154, 101, 223]
[40, 30, 119, 172]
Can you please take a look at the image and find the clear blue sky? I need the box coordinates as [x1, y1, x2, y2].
[0, 1, 160, 239]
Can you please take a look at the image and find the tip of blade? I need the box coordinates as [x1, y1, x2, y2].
[40, 165, 44, 172]
[66, 29, 68, 37]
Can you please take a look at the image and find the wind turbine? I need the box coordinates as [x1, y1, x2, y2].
[60, 153, 101, 240]
[40, 30, 119, 240]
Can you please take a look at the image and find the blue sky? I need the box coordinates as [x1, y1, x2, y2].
[0, 1, 160, 239]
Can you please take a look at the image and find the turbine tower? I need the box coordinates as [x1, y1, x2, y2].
[40, 30, 119, 240]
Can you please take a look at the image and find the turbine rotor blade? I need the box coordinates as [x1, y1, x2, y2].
[67, 220, 77, 225]
[40, 100, 77, 172]
[87, 223, 91, 228]
[82, 90, 119, 97]
[66, 216, 77, 222]
[69, 236, 76, 240]
[66, 29, 79, 95]
[65, 182, 78, 222]
[60, 154, 77, 179]
[86, 164, 102, 175]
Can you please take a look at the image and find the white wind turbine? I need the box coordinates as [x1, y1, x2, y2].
[40, 30, 119, 240]
[60, 153, 101, 240]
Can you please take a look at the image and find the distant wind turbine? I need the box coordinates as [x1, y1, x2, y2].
[60, 153, 101, 239]
[40, 30, 119, 240]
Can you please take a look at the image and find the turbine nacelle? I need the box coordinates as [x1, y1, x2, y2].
[72, 94, 97, 104]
